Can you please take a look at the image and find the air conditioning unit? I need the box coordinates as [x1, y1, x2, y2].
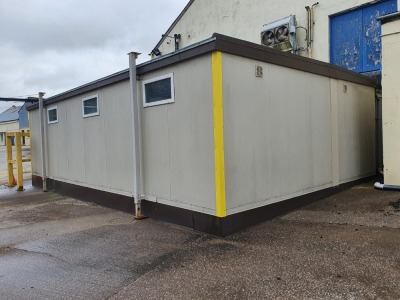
[261, 15, 297, 53]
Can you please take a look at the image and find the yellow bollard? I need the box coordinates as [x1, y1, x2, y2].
[15, 132, 23, 191]
[5, 132, 30, 191]
[6, 134, 14, 187]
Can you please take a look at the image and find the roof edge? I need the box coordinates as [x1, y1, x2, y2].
[378, 11, 400, 23]
[28, 33, 375, 111]
[27, 69, 130, 111]
[152, 0, 195, 51]
[211, 33, 375, 87]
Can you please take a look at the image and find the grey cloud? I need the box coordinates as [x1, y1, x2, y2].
[0, 0, 188, 99]
[0, 0, 183, 54]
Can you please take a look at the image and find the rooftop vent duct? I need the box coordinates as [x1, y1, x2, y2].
[261, 15, 297, 53]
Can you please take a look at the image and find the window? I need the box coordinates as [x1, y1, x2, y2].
[142, 73, 174, 107]
[82, 95, 99, 117]
[47, 107, 58, 124]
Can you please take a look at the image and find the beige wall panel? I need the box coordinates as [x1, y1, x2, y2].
[0, 121, 19, 133]
[223, 59, 272, 207]
[157, 0, 393, 62]
[141, 55, 215, 213]
[102, 81, 134, 193]
[46, 102, 69, 180]
[382, 20, 400, 185]
[337, 81, 375, 183]
[0, 121, 19, 146]
[357, 85, 376, 175]
[64, 96, 85, 183]
[337, 83, 358, 180]
[29, 110, 42, 175]
[223, 54, 333, 212]
[268, 65, 310, 197]
[141, 104, 171, 199]
[34, 82, 134, 195]
[305, 74, 333, 187]
[168, 61, 214, 210]
[82, 94, 106, 187]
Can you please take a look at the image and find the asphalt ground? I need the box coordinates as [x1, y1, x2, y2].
[0, 179, 399, 300]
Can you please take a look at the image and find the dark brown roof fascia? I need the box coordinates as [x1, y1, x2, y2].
[27, 70, 129, 111]
[212, 33, 376, 87]
[378, 11, 400, 24]
[137, 39, 215, 75]
[0, 97, 38, 103]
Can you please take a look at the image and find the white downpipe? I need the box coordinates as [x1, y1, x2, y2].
[305, 6, 311, 58]
[38, 92, 47, 192]
[305, 2, 319, 59]
[128, 52, 145, 219]
[374, 182, 400, 191]
[309, 2, 319, 58]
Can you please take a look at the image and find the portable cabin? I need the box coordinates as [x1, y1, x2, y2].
[28, 34, 376, 235]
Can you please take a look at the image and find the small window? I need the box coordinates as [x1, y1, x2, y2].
[47, 107, 58, 124]
[82, 95, 99, 117]
[143, 73, 174, 107]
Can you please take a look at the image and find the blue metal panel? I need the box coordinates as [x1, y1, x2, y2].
[331, 10, 363, 72]
[362, 0, 397, 72]
[330, 0, 397, 74]
[18, 104, 29, 129]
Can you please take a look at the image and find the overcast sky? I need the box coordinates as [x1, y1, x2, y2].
[0, 0, 189, 113]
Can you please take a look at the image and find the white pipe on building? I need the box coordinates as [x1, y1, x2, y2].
[374, 182, 400, 191]
[305, 6, 311, 57]
[38, 92, 47, 192]
[305, 2, 319, 58]
[128, 52, 145, 219]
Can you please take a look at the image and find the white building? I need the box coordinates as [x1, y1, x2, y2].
[153, 0, 397, 75]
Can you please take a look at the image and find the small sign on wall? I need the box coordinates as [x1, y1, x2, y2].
[255, 65, 263, 78]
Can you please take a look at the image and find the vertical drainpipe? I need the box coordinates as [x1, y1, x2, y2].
[38, 92, 47, 192]
[128, 52, 145, 219]
[305, 6, 311, 58]
[310, 2, 319, 58]
[305, 2, 319, 59]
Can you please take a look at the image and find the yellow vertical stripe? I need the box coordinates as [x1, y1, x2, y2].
[212, 51, 227, 217]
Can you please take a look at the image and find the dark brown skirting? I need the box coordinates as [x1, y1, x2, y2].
[142, 176, 377, 236]
[32, 175, 376, 236]
[32, 175, 135, 213]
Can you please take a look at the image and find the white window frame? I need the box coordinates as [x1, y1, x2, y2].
[142, 73, 175, 107]
[47, 106, 58, 124]
[82, 95, 99, 118]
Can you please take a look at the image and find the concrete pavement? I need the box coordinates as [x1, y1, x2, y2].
[0, 180, 400, 299]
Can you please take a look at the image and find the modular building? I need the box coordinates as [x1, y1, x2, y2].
[28, 34, 376, 235]
[375, 12, 400, 189]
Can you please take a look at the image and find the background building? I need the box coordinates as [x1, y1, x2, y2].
[0, 104, 29, 146]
